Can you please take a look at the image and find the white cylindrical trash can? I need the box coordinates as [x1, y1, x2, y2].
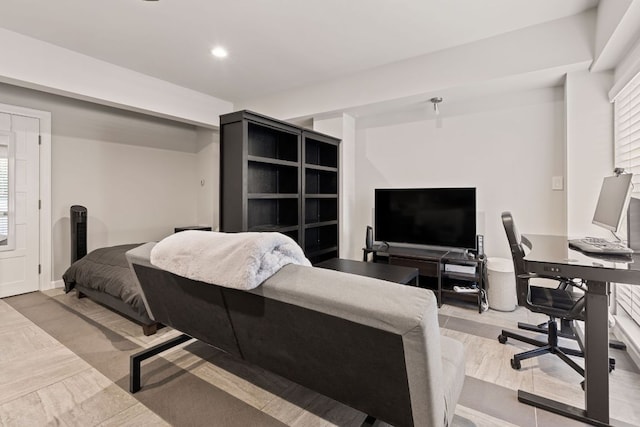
[487, 257, 517, 311]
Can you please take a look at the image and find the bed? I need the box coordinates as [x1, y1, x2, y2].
[62, 243, 159, 335]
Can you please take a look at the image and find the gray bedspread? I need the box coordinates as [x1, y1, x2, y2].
[62, 244, 147, 316]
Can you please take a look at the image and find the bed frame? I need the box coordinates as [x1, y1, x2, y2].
[67, 206, 158, 336]
[75, 284, 158, 336]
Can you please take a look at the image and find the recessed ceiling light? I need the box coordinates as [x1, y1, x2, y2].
[211, 47, 228, 58]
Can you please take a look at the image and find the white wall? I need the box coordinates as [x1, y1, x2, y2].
[52, 140, 197, 275]
[352, 87, 566, 260]
[196, 128, 220, 229]
[566, 70, 615, 239]
[0, 27, 233, 128]
[312, 114, 357, 259]
[239, 11, 594, 122]
[592, 0, 634, 71]
[0, 82, 207, 280]
[610, 35, 640, 100]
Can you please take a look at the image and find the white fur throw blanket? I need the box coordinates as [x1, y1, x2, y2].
[149, 231, 311, 290]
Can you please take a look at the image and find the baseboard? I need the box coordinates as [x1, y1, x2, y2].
[614, 315, 640, 369]
[43, 279, 65, 291]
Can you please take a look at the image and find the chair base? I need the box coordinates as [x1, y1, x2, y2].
[499, 319, 616, 376]
[498, 318, 616, 377]
[517, 319, 576, 340]
[499, 327, 585, 376]
[517, 320, 626, 351]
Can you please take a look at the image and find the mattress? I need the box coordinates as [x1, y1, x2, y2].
[62, 243, 147, 316]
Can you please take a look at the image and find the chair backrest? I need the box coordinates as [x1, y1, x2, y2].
[501, 212, 531, 307]
[501, 212, 586, 320]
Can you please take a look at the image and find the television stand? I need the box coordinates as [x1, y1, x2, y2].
[363, 245, 487, 313]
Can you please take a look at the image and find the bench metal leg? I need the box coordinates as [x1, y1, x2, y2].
[361, 415, 376, 426]
[130, 333, 193, 393]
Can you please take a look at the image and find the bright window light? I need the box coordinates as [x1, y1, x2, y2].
[211, 47, 228, 58]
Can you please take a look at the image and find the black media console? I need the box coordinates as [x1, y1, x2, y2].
[363, 245, 486, 313]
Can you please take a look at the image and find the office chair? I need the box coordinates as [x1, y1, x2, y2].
[497, 212, 589, 376]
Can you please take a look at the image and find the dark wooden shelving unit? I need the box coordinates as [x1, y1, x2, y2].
[220, 110, 340, 263]
[302, 131, 340, 264]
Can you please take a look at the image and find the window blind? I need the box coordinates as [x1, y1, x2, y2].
[0, 158, 8, 237]
[615, 73, 640, 195]
[615, 71, 640, 328]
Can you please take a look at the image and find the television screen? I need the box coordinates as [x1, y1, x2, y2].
[375, 188, 477, 249]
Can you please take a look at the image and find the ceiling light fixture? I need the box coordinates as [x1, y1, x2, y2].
[211, 47, 228, 58]
[430, 97, 443, 115]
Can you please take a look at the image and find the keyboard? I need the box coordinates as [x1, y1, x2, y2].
[568, 237, 634, 255]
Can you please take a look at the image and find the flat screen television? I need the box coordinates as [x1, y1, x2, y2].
[375, 187, 477, 250]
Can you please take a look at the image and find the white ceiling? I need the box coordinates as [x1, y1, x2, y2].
[0, 0, 598, 104]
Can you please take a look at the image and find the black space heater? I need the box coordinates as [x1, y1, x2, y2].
[70, 205, 87, 263]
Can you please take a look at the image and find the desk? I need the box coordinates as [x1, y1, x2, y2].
[521, 234, 640, 426]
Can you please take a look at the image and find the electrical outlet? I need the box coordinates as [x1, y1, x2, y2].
[552, 176, 564, 191]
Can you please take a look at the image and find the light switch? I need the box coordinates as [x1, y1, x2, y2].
[552, 176, 564, 191]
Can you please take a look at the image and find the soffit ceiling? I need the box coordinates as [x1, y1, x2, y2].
[0, 0, 598, 104]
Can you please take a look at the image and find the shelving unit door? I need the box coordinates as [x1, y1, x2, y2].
[221, 113, 302, 244]
[247, 162, 299, 195]
[302, 131, 340, 262]
[305, 197, 338, 224]
[247, 121, 299, 162]
[304, 224, 339, 264]
[247, 198, 299, 232]
[246, 120, 301, 241]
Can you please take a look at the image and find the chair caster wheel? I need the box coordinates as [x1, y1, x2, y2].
[510, 358, 521, 370]
[498, 334, 507, 344]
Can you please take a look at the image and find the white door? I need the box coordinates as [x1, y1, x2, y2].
[0, 113, 40, 298]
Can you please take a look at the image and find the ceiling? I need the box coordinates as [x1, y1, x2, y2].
[0, 0, 598, 105]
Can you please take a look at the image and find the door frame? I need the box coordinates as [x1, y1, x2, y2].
[0, 102, 51, 292]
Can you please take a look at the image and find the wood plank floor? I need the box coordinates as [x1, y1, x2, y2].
[1, 289, 639, 427]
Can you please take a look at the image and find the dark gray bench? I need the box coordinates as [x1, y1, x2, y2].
[126, 242, 465, 427]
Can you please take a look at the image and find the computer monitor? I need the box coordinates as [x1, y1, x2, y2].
[592, 173, 633, 232]
[627, 196, 640, 250]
